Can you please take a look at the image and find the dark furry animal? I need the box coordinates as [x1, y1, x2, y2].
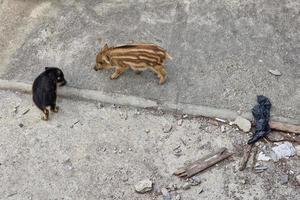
[32, 67, 66, 120]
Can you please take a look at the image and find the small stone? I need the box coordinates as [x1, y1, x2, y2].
[191, 176, 202, 185]
[145, 129, 150, 133]
[182, 114, 188, 119]
[241, 179, 247, 184]
[163, 124, 173, 133]
[161, 188, 171, 200]
[208, 119, 219, 126]
[128, 148, 132, 151]
[14, 105, 19, 114]
[118, 150, 123, 153]
[254, 166, 268, 172]
[135, 110, 141, 115]
[102, 147, 106, 152]
[232, 116, 251, 132]
[174, 152, 182, 157]
[199, 187, 204, 194]
[167, 184, 177, 191]
[175, 194, 181, 200]
[296, 175, 300, 185]
[257, 152, 271, 161]
[18, 123, 24, 128]
[122, 177, 129, 182]
[279, 175, 288, 185]
[177, 119, 183, 126]
[181, 182, 191, 190]
[134, 179, 153, 193]
[220, 125, 226, 133]
[97, 103, 104, 109]
[295, 145, 300, 156]
[269, 69, 282, 76]
[119, 112, 128, 120]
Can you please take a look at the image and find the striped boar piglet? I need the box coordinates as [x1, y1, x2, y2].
[94, 43, 172, 84]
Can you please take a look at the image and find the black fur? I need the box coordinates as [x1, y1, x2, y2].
[32, 67, 66, 120]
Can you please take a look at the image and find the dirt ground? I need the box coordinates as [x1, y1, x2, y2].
[0, 90, 299, 200]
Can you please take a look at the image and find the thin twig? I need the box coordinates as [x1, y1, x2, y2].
[239, 144, 253, 171]
[251, 146, 258, 171]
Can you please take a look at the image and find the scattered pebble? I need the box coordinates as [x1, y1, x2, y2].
[70, 120, 80, 128]
[241, 179, 247, 185]
[22, 109, 30, 115]
[174, 150, 182, 157]
[279, 175, 289, 185]
[175, 194, 181, 200]
[135, 110, 141, 115]
[220, 125, 226, 133]
[257, 152, 271, 161]
[254, 166, 268, 173]
[181, 182, 191, 190]
[97, 103, 104, 109]
[190, 176, 202, 185]
[161, 188, 171, 200]
[119, 112, 128, 120]
[268, 69, 282, 76]
[208, 119, 219, 126]
[182, 114, 188, 119]
[294, 145, 300, 156]
[198, 187, 204, 194]
[167, 184, 178, 191]
[162, 124, 173, 133]
[296, 175, 300, 185]
[13, 106, 19, 114]
[145, 129, 150, 133]
[232, 116, 251, 132]
[134, 179, 153, 193]
[177, 119, 183, 126]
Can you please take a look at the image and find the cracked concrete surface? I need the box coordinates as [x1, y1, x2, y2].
[0, 1, 300, 199]
[0, 0, 299, 121]
[0, 90, 299, 200]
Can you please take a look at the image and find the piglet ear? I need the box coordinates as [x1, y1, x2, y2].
[45, 67, 49, 71]
[102, 43, 109, 51]
[56, 69, 61, 75]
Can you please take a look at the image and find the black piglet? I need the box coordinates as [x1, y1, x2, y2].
[32, 67, 67, 120]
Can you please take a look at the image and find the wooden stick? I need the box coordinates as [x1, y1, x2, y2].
[269, 121, 300, 134]
[174, 148, 233, 178]
[174, 148, 226, 176]
[251, 146, 258, 171]
[239, 144, 253, 171]
[266, 135, 300, 145]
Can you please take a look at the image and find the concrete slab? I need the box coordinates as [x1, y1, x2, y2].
[0, 0, 299, 120]
[1, 90, 299, 200]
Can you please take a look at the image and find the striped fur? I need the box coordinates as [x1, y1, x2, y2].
[94, 43, 171, 84]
